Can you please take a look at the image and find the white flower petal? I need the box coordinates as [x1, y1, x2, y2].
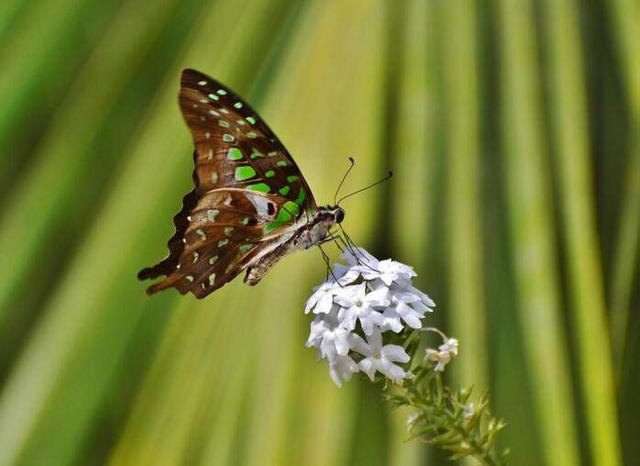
[381, 344, 411, 363]
[396, 301, 423, 329]
[334, 283, 365, 307]
[392, 290, 421, 303]
[358, 357, 377, 381]
[377, 360, 408, 383]
[341, 247, 379, 267]
[365, 286, 390, 307]
[315, 293, 335, 314]
[349, 333, 372, 357]
[366, 328, 383, 351]
[409, 299, 432, 315]
[328, 354, 359, 387]
[379, 309, 403, 333]
[333, 263, 360, 285]
[334, 328, 352, 355]
[360, 311, 384, 336]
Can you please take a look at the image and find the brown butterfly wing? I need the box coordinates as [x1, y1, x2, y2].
[179, 68, 316, 207]
[145, 189, 300, 298]
[139, 69, 317, 298]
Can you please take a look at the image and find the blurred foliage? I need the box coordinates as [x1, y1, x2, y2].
[0, 0, 638, 465]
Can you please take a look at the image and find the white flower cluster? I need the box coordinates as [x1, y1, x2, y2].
[305, 247, 435, 387]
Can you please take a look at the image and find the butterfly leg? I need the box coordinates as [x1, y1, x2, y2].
[317, 244, 342, 285]
[335, 224, 378, 272]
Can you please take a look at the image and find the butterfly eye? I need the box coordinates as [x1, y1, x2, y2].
[335, 208, 345, 224]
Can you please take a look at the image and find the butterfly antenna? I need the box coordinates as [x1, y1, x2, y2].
[334, 157, 356, 205]
[336, 171, 393, 205]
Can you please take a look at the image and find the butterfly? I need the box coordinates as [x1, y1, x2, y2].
[138, 68, 345, 298]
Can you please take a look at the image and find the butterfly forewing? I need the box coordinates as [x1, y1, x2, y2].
[139, 69, 318, 298]
[179, 69, 316, 209]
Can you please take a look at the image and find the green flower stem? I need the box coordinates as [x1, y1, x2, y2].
[386, 332, 508, 465]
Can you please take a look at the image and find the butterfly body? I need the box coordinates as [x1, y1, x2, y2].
[138, 69, 344, 298]
[244, 205, 342, 285]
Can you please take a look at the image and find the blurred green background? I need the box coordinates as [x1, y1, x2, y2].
[0, 0, 638, 465]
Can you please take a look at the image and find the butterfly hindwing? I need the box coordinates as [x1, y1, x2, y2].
[137, 151, 200, 281]
[145, 188, 305, 298]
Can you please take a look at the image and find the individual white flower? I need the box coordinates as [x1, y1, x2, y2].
[439, 338, 458, 356]
[425, 348, 452, 372]
[369, 280, 433, 329]
[425, 337, 459, 372]
[360, 259, 416, 286]
[351, 329, 411, 383]
[306, 310, 352, 357]
[305, 281, 341, 315]
[334, 283, 389, 335]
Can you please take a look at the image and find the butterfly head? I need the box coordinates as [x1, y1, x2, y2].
[316, 205, 345, 226]
[332, 206, 345, 224]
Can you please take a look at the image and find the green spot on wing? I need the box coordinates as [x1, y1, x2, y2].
[227, 148, 243, 160]
[246, 116, 256, 124]
[278, 186, 290, 196]
[265, 170, 275, 178]
[287, 175, 299, 183]
[283, 201, 300, 216]
[208, 93, 219, 101]
[295, 188, 306, 206]
[235, 166, 257, 181]
[276, 160, 288, 167]
[234, 102, 243, 109]
[250, 149, 265, 159]
[265, 201, 300, 233]
[247, 183, 270, 193]
[223, 134, 235, 142]
[216, 89, 227, 95]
